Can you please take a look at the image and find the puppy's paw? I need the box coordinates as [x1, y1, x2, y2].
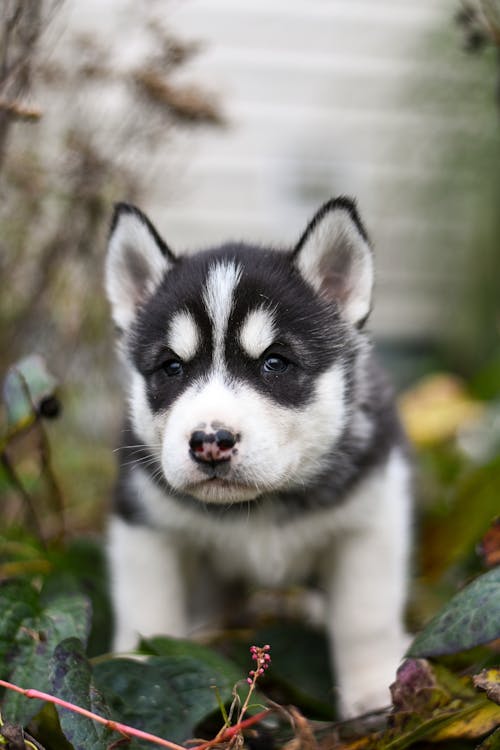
[338, 681, 392, 719]
[336, 637, 411, 718]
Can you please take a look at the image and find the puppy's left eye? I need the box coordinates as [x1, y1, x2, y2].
[262, 354, 289, 373]
[162, 359, 183, 377]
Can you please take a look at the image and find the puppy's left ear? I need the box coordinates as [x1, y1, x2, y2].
[293, 197, 374, 327]
[105, 203, 175, 331]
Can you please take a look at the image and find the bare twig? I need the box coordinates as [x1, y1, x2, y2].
[133, 68, 225, 126]
[0, 98, 41, 120]
[0, 1, 42, 170]
[35, 417, 66, 540]
[0, 451, 46, 546]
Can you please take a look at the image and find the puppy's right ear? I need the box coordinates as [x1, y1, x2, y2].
[105, 203, 175, 330]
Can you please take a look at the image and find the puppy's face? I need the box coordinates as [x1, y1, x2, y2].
[106, 199, 373, 504]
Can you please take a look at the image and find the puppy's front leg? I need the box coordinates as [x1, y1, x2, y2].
[108, 515, 188, 652]
[323, 453, 411, 717]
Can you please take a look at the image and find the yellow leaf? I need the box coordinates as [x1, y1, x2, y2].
[398, 373, 483, 446]
[431, 699, 500, 741]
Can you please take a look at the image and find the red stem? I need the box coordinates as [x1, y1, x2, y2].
[0, 679, 269, 750]
[191, 711, 271, 750]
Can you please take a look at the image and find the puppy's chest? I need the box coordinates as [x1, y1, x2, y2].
[135, 471, 332, 584]
[203, 517, 323, 585]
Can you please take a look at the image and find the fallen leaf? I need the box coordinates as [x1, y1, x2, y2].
[399, 373, 483, 446]
[479, 519, 500, 568]
[474, 668, 500, 706]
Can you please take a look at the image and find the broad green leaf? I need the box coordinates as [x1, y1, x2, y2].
[138, 635, 245, 682]
[27, 702, 74, 750]
[94, 641, 242, 746]
[50, 638, 114, 750]
[0, 580, 40, 669]
[408, 567, 500, 657]
[2, 354, 59, 431]
[43, 538, 113, 656]
[2, 613, 59, 726]
[0, 583, 92, 725]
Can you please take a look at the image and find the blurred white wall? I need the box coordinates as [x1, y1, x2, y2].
[55, 0, 487, 342]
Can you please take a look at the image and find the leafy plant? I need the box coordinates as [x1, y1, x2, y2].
[1, 354, 499, 749]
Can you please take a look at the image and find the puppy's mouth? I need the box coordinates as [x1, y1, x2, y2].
[185, 476, 260, 504]
[194, 460, 232, 480]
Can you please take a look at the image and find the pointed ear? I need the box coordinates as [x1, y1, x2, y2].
[105, 203, 175, 330]
[293, 197, 374, 327]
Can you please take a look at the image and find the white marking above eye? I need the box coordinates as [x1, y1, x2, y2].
[202, 260, 242, 370]
[167, 310, 200, 361]
[239, 307, 277, 359]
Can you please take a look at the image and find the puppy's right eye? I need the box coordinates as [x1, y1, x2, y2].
[162, 359, 183, 377]
[262, 354, 289, 374]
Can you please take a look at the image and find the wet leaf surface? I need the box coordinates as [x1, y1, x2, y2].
[94, 637, 243, 746]
[408, 567, 500, 657]
[50, 638, 114, 750]
[0, 580, 91, 725]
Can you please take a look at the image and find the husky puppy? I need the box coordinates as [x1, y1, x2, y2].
[105, 197, 411, 717]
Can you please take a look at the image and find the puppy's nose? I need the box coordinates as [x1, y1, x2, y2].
[189, 428, 237, 464]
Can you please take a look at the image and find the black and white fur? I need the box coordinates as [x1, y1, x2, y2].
[105, 198, 412, 717]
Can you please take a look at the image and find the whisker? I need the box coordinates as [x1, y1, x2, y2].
[114, 443, 162, 452]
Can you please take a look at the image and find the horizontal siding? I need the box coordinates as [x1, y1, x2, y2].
[61, 0, 485, 339]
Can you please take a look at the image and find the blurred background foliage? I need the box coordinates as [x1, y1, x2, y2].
[0, 0, 499, 693]
[0, 0, 224, 535]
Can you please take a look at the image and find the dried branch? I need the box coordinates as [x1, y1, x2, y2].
[0, 1, 43, 170]
[133, 68, 225, 126]
[0, 451, 46, 544]
[0, 98, 41, 120]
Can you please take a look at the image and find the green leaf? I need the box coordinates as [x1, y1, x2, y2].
[27, 702, 75, 750]
[94, 638, 243, 746]
[43, 538, 113, 657]
[477, 727, 500, 749]
[138, 635, 244, 681]
[408, 567, 500, 657]
[2, 355, 58, 430]
[0, 580, 40, 669]
[0, 581, 92, 726]
[421, 454, 500, 580]
[50, 638, 114, 750]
